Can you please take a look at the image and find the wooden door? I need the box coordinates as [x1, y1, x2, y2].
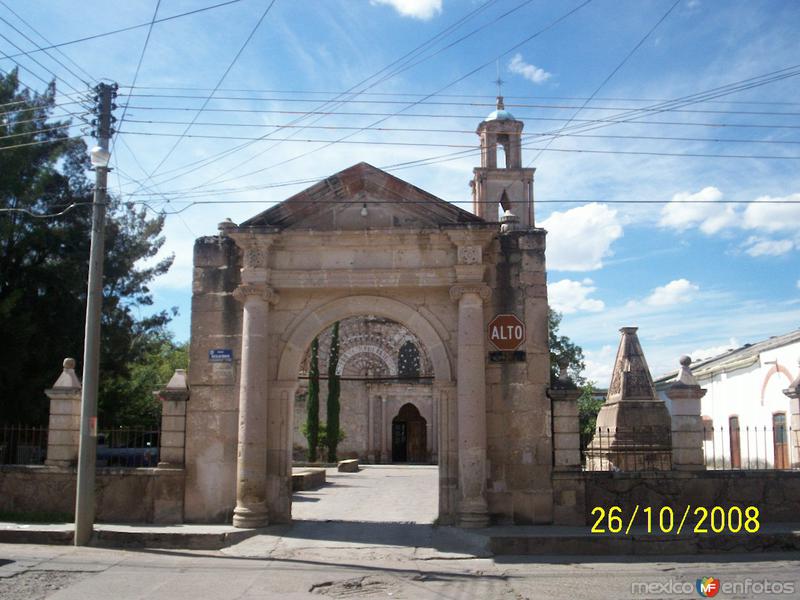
[773, 413, 789, 470]
[407, 420, 427, 463]
[729, 416, 741, 469]
[392, 422, 407, 462]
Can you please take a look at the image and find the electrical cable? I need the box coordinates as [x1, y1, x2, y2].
[2, 0, 245, 59]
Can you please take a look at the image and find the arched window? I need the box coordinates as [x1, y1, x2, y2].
[398, 341, 420, 378]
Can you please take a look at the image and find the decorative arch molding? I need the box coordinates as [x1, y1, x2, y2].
[760, 363, 794, 404]
[277, 295, 453, 382]
[336, 344, 397, 376]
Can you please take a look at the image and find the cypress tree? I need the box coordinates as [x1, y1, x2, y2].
[326, 321, 341, 462]
[306, 337, 320, 462]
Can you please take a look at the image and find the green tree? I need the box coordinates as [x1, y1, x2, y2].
[549, 309, 586, 385]
[326, 321, 341, 463]
[100, 333, 188, 428]
[0, 70, 174, 426]
[577, 382, 604, 436]
[305, 337, 320, 461]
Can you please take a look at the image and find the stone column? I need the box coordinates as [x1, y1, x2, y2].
[232, 283, 276, 528]
[666, 356, 707, 470]
[155, 369, 189, 468]
[44, 358, 82, 467]
[450, 283, 491, 528]
[783, 359, 800, 468]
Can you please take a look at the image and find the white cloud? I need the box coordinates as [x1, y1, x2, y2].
[689, 338, 739, 362]
[371, 0, 441, 19]
[643, 279, 700, 306]
[508, 53, 552, 84]
[743, 236, 794, 257]
[658, 186, 737, 234]
[742, 193, 800, 233]
[549, 278, 605, 314]
[541, 203, 623, 271]
[583, 345, 615, 387]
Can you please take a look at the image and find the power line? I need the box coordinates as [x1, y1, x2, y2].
[155, 0, 508, 197]
[6, 195, 799, 220]
[164, 0, 594, 196]
[118, 109, 800, 130]
[0, 12, 90, 89]
[2, 0, 245, 59]
[128, 0, 278, 196]
[114, 0, 161, 140]
[116, 85, 800, 108]
[117, 93, 800, 117]
[0, 0, 97, 84]
[0, 134, 84, 151]
[118, 119, 800, 145]
[111, 0, 161, 201]
[117, 127, 800, 149]
[528, 0, 681, 166]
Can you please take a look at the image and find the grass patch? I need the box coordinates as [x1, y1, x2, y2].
[0, 510, 73, 523]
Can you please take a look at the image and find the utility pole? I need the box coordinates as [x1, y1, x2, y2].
[74, 81, 117, 546]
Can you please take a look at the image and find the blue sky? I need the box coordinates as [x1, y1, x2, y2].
[2, 0, 798, 384]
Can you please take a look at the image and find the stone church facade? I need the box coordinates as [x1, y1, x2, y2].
[292, 316, 437, 464]
[186, 98, 552, 528]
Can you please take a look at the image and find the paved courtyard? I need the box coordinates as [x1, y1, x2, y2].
[292, 465, 439, 523]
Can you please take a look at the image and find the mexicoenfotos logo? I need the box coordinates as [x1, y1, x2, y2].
[696, 577, 721, 598]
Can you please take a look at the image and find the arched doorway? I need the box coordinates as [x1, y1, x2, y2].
[392, 403, 428, 463]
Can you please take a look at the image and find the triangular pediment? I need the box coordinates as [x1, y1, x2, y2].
[240, 162, 484, 230]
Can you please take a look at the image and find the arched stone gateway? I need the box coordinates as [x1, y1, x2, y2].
[186, 96, 553, 529]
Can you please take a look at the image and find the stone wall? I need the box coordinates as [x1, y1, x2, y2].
[0, 465, 185, 524]
[552, 469, 800, 525]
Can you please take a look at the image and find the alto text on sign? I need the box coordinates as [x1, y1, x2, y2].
[488, 314, 525, 351]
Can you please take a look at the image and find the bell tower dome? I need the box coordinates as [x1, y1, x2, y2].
[471, 96, 535, 226]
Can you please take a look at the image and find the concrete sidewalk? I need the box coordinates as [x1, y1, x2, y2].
[2, 537, 800, 600]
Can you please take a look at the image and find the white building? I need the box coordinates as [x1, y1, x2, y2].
[655, 329, 800, 470]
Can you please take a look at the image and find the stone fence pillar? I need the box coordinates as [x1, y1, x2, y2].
[155, 369, 189, 468]
[666, 356, 707, 470]
[547, 362, 582, 470]
[783, 359, 800, 468]
[45, 358, 82, 467]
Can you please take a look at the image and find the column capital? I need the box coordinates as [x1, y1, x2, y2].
[233, 283, 279, 305]
[449, 283, 491, 302]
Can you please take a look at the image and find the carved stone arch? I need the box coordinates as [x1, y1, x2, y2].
[278, 295, 453, 382]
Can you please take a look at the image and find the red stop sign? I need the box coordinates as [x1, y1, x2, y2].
[488, 314, 525, 351]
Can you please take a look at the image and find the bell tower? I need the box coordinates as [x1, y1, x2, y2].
[471, 96, 535, 226]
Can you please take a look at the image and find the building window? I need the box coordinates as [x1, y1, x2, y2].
[398, 342, 420, 379]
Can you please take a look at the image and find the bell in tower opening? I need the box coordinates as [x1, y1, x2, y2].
[471, 96, 535, 226]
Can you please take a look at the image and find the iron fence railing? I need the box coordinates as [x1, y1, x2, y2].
[703, 426, 798, 471]
[0, 425, 48, 465]
[580, 426, 672, 472]
[0, 424, 160, 468]
[96, 427, 159, 468]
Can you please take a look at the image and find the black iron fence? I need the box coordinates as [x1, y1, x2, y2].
[96, 427, 159, 468]
[703, 426, 798, 471]
[0, 425, 48, 465]
[0, 425, 160, 468]
[580, 427, 672, 472]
